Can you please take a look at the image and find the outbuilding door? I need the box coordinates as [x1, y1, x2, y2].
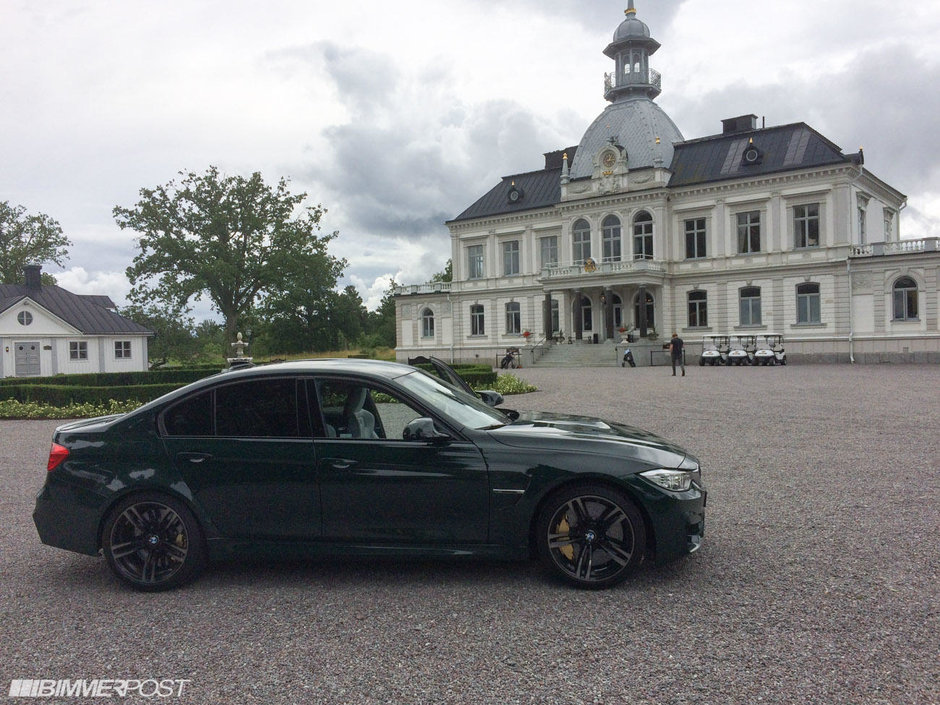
[14, 342, 40, 377]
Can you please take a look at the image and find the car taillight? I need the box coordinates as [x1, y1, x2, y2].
[47, 443, 69, 471]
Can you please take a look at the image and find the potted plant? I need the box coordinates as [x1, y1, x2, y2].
[522, 330, 531, 342]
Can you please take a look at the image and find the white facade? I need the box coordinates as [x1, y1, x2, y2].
[0, 268, 152, 378]
[394, 5, 939, 365]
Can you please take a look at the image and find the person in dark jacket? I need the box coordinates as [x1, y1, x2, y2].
[669, 333, 685, 376]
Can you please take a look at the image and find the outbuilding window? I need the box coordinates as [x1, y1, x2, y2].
[69, 341, 88, 361]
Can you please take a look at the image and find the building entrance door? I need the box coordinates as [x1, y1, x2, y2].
[15, 341, 41, 377]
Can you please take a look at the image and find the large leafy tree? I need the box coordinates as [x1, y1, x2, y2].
[115, 167, 345, 346]
[0, 201, 71, 284]
[364, 279, 398, 348]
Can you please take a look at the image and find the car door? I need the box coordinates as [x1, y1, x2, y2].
[162, 376, 321, 541]
[313, 377, 490, 544]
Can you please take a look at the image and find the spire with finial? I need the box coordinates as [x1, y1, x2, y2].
[604, 1, 662, 102]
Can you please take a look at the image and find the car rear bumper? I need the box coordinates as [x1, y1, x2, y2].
[33, 483, 102, 557]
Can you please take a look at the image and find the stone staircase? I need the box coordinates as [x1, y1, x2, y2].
[532, 342, 621, 368]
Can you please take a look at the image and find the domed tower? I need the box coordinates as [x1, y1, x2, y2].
[566, 1, 683, 192]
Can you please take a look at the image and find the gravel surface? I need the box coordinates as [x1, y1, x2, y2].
[2, 364, 938, 705]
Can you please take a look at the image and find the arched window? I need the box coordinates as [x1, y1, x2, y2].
[739, 286, 761, 326]
[688, 290, 708, 328]
[633, 211, 653, 260]
[633, 291, 654, 330]
[892, 277, 918, 320]
[505, 302, 521, 334]
[796, 283, 821, 324]
[602, 215, 622, 262]
[572, 219, 591, 263]
[470, 304, 485, 336]
[421, 308, 434, 338]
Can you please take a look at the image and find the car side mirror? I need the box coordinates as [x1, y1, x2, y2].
[477, 390, 504, 407]
[403, 418, 449, 443]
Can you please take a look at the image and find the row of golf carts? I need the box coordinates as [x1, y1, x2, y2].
[700, 335, 787, 366]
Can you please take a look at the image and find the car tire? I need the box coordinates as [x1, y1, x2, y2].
[102, 493, 207, 592]
[536, 484, 646, 589]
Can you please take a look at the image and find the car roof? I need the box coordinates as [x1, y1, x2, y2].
[219, 358, 415, 380]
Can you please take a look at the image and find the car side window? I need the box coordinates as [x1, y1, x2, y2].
[163, 390, 214, 436]
[315, 380, 424, 440]
[162, 378, 311, 438]
[216, 378, 305, 438]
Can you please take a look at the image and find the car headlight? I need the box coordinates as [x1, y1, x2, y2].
[640, 469, 694, 492]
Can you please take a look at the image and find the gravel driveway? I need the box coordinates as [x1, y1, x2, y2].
[2, 364, 938, 705]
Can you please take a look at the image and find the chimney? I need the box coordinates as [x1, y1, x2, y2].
[721, 114, 758, 135]
[24, 264, 42, 289]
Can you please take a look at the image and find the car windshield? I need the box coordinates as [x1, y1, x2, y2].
[396, 369, 508, 430]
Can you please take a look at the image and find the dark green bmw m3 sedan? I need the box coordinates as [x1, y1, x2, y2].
[33, 359, 706, 591]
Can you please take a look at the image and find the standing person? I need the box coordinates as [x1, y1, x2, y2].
[669, 332, 685, 376]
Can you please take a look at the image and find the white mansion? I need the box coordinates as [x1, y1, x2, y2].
[394, 2, 939, 365]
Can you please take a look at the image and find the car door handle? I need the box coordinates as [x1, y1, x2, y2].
[327, 459, 358, 470]
[177, 452, 213, 464]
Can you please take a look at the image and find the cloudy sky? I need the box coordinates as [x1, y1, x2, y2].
[3, 0, 939, 314]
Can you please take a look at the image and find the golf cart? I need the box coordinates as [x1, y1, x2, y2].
[700, 335, 728, 366]
[754, 334, 787, 366]
[728, 336, 752, 366]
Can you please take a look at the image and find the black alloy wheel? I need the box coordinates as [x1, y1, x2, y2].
[536, 485, 646, 589]
[102, 493, 206, 591]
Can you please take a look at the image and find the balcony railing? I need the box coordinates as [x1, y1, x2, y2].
[850, 237, 939, 257]
[393, 281, 452, 296]
[540, 259, 665, 280]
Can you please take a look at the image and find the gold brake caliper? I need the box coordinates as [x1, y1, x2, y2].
[556, 515, 574, 561]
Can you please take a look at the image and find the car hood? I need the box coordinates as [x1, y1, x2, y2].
[487, 411, 694, 468]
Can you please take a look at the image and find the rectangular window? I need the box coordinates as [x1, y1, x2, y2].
[470, 304, 485, 336]
[684, 218, 706, 259]
[739, 287, 762, 326]
[503, 240, 520, 276]
[467, 245, 484, 279]
[737, 211, 761, 254]
[796, 283, 821, 324]
[539, 236, 558, 269]
[505, 302, 521, 334]
[550, 299, 560, 334]
[858, 207, 867, 244]
[602, 219, 622, 262]
[687, 291, 708, 328]
[114, 341, 132, 359]
[883, 209, 894, 240]
[794, 204, 820, 248]
[573, 229, 591, 264]
[69, 341, 88, 360]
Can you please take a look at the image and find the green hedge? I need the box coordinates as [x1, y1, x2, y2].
[411, 362, 497, 387]
[0, 368, 220, 388]
[0, 362, 498, 407]
[0, 383, 187, 406]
